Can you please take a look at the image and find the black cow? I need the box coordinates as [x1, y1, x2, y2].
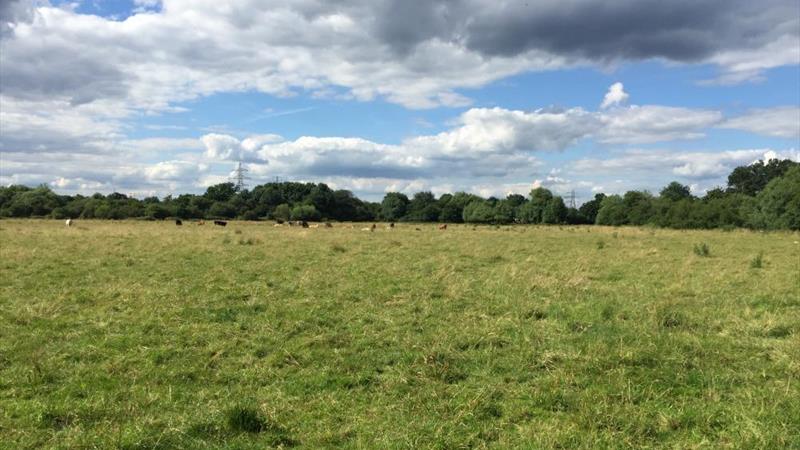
[214, 220, 227, 227]
[301, 220, 309, 228]
[175, 219, 182, 226]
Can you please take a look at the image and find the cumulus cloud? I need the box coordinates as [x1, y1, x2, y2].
[601, 82, 629, 109]
[0, 0, 796, 115]
[720, 107, 800, 138]
[573, 148, 800, 181]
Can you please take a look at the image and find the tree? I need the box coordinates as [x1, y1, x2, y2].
[493, 200, 515, 224]
[727, 159, 799, 196]
[144, 203, 171, 220]
[596, 195, 627, 226]
[380, 192, 409, 221]
[290, 204, 321, 221]
[579, 193, 605, 224]
[660, 182, 692, 202]
[273, 203, 291, 221]
[305, 183, 336, 218]
[542, 196, 567, 224]
[622, 191, 654, 225]
[406, 191, 440, 222]
[204, 183, 237, 202]
[749, 165, 800, 230]
[462, 200, 495, 223]
[518, 187, 553, 223]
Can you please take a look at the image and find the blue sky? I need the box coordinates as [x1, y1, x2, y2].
[1, 0, 798, 202]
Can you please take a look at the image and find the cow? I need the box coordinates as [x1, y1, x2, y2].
[324, 222, 333, 228]
[273, 223, 283, 227]
[175, 219, 182, 226]
[310, 224, 320, 228]
[197, 220, 205, 225]
[214, 220, 227, 227]
[276, 219, 285, 224]
[386, 222, 395, 230]
[301, 221, 309, 228]
[438, 224, 447, 230]
[65, 219, 72, 227]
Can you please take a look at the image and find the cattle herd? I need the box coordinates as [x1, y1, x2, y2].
[64, 218, 450, 230]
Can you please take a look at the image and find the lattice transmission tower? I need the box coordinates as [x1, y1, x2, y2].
[231, 161, 250, 191]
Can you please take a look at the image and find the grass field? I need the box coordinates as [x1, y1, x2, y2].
[1, 220, 798, 449]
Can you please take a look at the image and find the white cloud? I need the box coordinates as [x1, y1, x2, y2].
[601, 82, 629, 109]
[597, 106, 723, 144]
[720, 106, 800, 138]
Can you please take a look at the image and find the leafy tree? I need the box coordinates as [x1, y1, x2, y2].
[273, 203, 291, 221]
[145, 203, 172, 220]
[405, 191, 440, 222]
[660, 182, 692, 202]
[439, 192, 479, 223]
[727, 159, 799, 196]
[380, 192, 409, 221]
[208, 201, 237, 218]
[204, 183, 237, 202]
[306, 184, 336, 218]
[493, 200, 515, 224]
[622, 191, 654, 225]
[542, 196, 567, 224]
[749, 165, 800, 230]
[462, 200, 495, 223]
[517, 187, 553, 223]
[596, 195, 627, 226]
[290, 204, 321, 221]
[579, 193, 605, 224]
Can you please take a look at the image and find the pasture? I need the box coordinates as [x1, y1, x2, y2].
[0, 220, 798, 449]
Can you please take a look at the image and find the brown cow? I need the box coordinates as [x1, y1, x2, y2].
[438, 224, 447, 230]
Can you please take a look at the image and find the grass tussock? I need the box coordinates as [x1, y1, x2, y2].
[693, 242, 711, 257]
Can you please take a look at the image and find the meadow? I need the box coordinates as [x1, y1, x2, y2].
[0, 220, 798, 449]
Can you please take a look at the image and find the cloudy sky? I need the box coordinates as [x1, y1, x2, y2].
[1, 0, 798, 203]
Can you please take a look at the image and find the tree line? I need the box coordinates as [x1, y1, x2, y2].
[1, 158, 797, 230]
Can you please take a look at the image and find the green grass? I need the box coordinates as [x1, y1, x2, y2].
[1, 220, 798, 449]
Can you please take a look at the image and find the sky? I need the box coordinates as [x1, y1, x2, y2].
[1, 0, 799, 203]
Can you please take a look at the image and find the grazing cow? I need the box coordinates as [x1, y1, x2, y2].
[386, 222, 395, 230]
[372, 223, 377, 230]
[65, 219, 72, 227]
[175, 219, 182, 226]
[197, 220, 205, 225]
[361, 226, 372, 232]
[276, 219, 285, 224]
[310, 224, 320, 228]
[273, 223, 283, 227]
[214, 220, 227, 227]
[324, 222, 333, 228]
[301, 221, 309, 228]
[438, 224, 447, 230]
[415, 227, 421, 231]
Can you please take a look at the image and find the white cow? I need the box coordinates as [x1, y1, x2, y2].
[65, 219, 72, 227]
